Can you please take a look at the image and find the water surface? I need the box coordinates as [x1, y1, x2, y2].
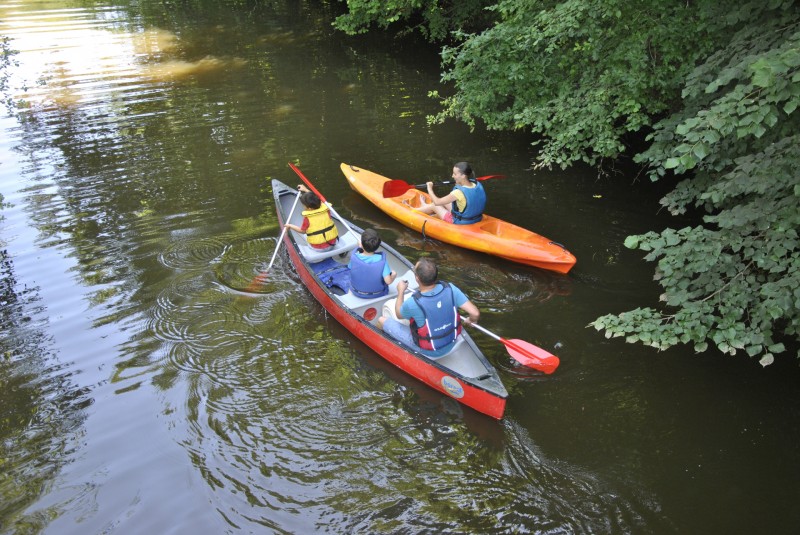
[1, 1, 799, 533]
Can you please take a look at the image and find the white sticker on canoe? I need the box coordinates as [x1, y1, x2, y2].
[440, 376, 464, 399]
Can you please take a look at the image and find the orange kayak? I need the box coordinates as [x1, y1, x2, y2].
[341, 163, 577, 274]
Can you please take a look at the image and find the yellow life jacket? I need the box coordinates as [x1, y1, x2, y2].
[302, 206, 338, 245]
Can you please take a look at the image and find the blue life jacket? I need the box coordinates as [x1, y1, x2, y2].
[410, 282, 462, 351]
[310, 257, 351, 294]
[349, 250, 389, 298]
[452, 180, 486, 224]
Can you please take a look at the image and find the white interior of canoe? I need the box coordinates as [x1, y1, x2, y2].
[278, 190, 496, 381]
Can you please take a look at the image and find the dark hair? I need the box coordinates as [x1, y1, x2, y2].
[301, 191, 321, 210]
[454, 161, 474, 179]
[414, 258, 438, 285]
[360, 228, 381, 253]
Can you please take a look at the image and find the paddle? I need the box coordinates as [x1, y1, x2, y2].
[461, 317, 560, 374]
[288, 162, 355, 235]
[243, 189, 302, 292]
[382, 175, 505, 198]
[267, 190, 302, 270]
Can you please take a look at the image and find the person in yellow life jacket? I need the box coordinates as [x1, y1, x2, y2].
[283, 184, 339, 250]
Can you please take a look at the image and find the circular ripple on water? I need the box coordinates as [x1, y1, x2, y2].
[214, 237, 299, 294]
[158, 236, 229, 270]
[148, 272, 232, 341]
[164, 323, 286, 414]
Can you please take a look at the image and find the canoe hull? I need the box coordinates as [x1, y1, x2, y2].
[272, 180, 507, 419]
[340, 163, 576, 273]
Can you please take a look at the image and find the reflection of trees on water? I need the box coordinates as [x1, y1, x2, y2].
[0, 250, 90, 532]
[6, 0, 431, 326]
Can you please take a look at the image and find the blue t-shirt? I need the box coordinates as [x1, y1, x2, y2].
[349, 251, 392, 278]
[400, 282, 468, 357]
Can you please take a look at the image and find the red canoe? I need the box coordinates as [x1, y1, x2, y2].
[272, 179, 509, 419]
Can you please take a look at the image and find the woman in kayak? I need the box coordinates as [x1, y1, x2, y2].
[417, 161, 487, 224]
[349, 228, 397, 298]
[378, 258, 480, 358]
[284, 184, 339, 250]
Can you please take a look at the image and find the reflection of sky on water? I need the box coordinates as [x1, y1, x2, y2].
[2, 8, 243, 110]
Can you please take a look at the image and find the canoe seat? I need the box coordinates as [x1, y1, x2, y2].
[294, 228, 359, 263]
[334, 269, 419, 315]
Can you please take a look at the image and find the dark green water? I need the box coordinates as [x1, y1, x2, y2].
[1, 1, 798, 533]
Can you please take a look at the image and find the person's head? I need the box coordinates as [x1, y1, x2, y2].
[301, 191, 321, 210]
[360, 228, 382, 253]
[414, 257, 438, 285]
[452, 161, 473, 183]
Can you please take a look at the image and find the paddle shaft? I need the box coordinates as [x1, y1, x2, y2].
[382, 175, 505, 198]
[288, 162, 355, 235]
[267, 190, 302, 270]
[419, 175, 503, 188]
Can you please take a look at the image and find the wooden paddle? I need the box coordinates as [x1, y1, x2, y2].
[288, 162, 355, 235]
[461, 317, 560, 374]
[382, 175, 505, 198]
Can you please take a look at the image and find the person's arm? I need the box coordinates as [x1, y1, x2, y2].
[459, 300, 480, 326]
[425, 182, 459, 207]
[383, 262, 396, 285]
[284, 216, 309, 234]
[395, 279, 408, 318]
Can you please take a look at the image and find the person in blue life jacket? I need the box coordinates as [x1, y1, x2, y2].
[417, 161, 486, 225]
[348, 228, 397, 298]
[377, 257, 480, 358]
[283, 184, 339, 250]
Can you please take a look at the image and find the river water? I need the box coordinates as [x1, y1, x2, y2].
[1, 1, 798, 533]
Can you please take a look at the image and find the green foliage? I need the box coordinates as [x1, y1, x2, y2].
[333, 0, 492, 42]
[429, 0, 732, 168]
[593, 2, 800, 364]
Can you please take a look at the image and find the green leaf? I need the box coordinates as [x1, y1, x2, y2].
[624, 235, 640, 249]
[693, 142, 709, 160]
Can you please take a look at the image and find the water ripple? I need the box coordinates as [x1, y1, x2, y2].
[158, 236, 228, 270]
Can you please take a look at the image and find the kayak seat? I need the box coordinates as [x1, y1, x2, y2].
[402, 192, 424, 208]
[479, 220, 502, 235]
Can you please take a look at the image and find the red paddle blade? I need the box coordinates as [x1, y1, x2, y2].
[244, 271, 269, 292]
[505, 338, 560, 374]
[382, 180, 413, 198]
